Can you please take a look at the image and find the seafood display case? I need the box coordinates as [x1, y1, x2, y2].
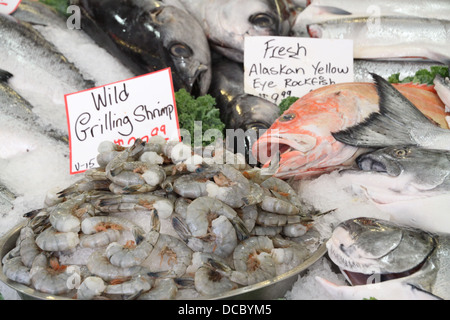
[1, 0, 450, 300]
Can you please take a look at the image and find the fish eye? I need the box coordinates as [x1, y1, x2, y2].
[393, 148, 409, 158]
[249, 13, 275, 28]
[169, 43, 193, 58]
[279, 113, 295, 122]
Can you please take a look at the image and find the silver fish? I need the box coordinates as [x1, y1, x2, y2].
[339, 145, 450, 234]
[209, 57, 280, 164]
[0, 13, 94, 93]
[354, 59, 444, 83]
[0, 70, 68, 145]
[320, 217, 450, 300]
[333, 73, 450, 151]
[306, 0, 450, 20]
[12, 0, 67, 28]
[308, 16, 450, 64]
[177, 0, 295, 62]
[72, 0, 212, 96]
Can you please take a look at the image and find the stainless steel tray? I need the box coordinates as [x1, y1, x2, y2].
[0, 221, 327, 300]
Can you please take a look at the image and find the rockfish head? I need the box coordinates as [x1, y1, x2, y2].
[252, 83, 380, 179]
[327, 217, 436, 285]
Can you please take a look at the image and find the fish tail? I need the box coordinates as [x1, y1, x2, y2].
[332, 73, 437, 148]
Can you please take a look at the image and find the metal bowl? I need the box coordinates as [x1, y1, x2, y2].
[0, 221, 327, 300]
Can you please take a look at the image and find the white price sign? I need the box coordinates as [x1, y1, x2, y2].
[65, 68, 180, 174]
[0, 0, 21, 14]
[244, 36, 354, 105]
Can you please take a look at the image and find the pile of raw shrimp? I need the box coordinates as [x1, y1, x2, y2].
[1, 137, 323, 300]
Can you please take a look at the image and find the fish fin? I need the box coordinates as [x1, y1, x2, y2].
[332, 73, 436, 148]
[313, 5, 352, 15]
[0, 69, 13, 82]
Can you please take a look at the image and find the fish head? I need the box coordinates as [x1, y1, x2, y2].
[75, 0, 211, 96]
[345, 146, 450, 203]
[252, 86, 372, 178]
[223, 95, 281, 164]
[327, 217, 437, 285]
[154, 5, 212, 96]
[206, 0, 292, 62]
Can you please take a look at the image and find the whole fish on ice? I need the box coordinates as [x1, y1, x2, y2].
[318, 217, 450, 300]
[72, 0, 212, 96]
[253, 74, 448, 179]
[307, 16, 450, 64]
[0, 12, 94, 96]
[333, 74, 450, 151]
[0, 70, 68, 147]
[177, 0, 295, 62]
[338, 145, 450, 234]
[209, 57, 280, 163]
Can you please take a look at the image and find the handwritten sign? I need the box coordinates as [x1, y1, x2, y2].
[65, 68, 180, 174]
[0, 0, 21, 14]
[244, 36, 354, 105]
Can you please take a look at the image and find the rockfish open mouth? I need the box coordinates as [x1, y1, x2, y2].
[253, 136, 311, 167]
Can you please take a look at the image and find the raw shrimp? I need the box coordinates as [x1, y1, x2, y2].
[231, 236, 276, 285]
[79, 229, 122, 249]
[173, 167, 219, 198]
[173, 197, 191, 219]
[104, 275, 153, 296]
[256, 210, 304, 227]
[76, 276, 106, 300]
[109, 161, 166, 188]
[35, 227, 79, 252]
[96, 141, 127, 167]
[146, 233, 193, 278]
[105, 139, 146, 177]
[2, 256, 31, 286]
[137, 278, 178, 300]
[105, 211, 160, 268]
[185, 196, 249, 241]
[271, 237, 311, 276]
[282, 223, 308, 238]
[251, 226, 282, 236]
[194, 264, 237, 296]
[238, 205, 258, 232]
[259, 196, 300, 215]
[260, 176, 304, 209]
[86, 250, 148, 282]
[80, 216, 143, 235]
[206, 165, 262, 208]
[163, 141, 192, 164]
[48, 194, 88, 233]
[57, 178, 110, 198]
[186, 252, 230, 275]
[96, 194, 173, 218]
[19, 227, 40, 268]
[30, 253, 81, 295]
[173, 214, 238, 258]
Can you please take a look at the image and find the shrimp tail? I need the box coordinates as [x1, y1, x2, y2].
[232, 218, 250, 241]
